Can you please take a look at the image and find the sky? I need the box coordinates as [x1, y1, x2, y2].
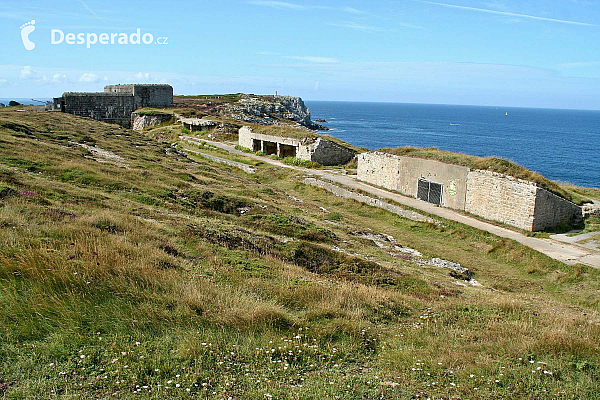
[1, 0, 599, 109]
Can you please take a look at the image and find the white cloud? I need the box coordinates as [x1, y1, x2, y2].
[330, 21, 385, 32]
[343, 7, 363, 14]
[558, 61, 600, 68]
[134, 72, 151, 81]
[257, 51, 281, 56]
[79, 72, 100, 83]
[246, 1, 304, 10]
[19, 66, 39, 79]
[51, 73, 69, 84]
[286, 56, 340, 64]
[418, 1, 598, 27]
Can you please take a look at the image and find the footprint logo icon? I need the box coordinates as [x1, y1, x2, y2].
[20, 20, 36, 50]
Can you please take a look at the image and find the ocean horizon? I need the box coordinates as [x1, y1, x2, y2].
[307, 100, 600, 189]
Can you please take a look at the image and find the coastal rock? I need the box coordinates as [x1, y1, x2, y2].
[222, 94, 328, 131]
[131, 113, 173, 131]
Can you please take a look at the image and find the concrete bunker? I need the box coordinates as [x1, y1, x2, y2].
[357, 151, 582, 231]
[52, 84, 173, 128]
[238, 126, 355, 166]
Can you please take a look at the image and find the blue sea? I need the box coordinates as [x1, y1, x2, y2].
[306, 101, 600, 188]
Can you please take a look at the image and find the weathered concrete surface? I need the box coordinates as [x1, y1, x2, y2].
[180, 117, 219, 132]
[58, 84, 173, 127]
[358, 152, 469, 210]
[190, 139, 600, 268]
[550, 231, 600, 251]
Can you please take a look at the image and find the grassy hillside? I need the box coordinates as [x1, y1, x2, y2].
[0, 108, 599, 399]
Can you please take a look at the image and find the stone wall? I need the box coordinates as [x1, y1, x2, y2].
[465, 170, 538, 230]
[63, 93, 135, 127]
[357, 152, 469, 210]
[238, 127, 354, 166]
[532, 187, 582, 231]
[302, 178, 436, 223]
[307, 138, 356, 166]
[356, 151, 581, 231]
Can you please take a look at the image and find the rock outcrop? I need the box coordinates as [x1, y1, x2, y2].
[222, 94, 327, 131]
[131, 112, 173, 131]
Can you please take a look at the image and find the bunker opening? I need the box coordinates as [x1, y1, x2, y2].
[417, 178, 442, 206]
[263, 141, 277, 155]
[252, 139, 262, 152]
[279, 144, 297, 158]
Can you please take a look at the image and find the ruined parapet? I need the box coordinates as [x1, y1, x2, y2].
[238, 126, 354, 166]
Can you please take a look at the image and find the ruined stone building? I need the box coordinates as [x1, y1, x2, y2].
[238, 126, 355, 166]
[357, 151, 581, 231]
[52, 84, 173, 128]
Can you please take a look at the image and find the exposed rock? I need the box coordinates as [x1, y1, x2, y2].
[427, 258, 471, 281]
[131, 112, 173, 131]
[222, 94, 327, 131]
[354, 230, 474, 281]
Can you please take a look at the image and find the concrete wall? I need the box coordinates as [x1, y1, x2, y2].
[465, 170, 538, 230]
[238, 127, 354, 166]
[357, 152, 469, 210]
[63, 93, 135, 127]
[532, 187, 581, 231]
[132, 85, 173, 107]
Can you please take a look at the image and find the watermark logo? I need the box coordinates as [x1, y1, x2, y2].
[19, 21, 167, 50]
[20, 20, 36, 50]
[51, 29, 167, 48]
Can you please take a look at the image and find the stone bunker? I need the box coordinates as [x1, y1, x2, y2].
[238, 126, 355, 166]
[357, 151, 582, 231]
[52, 84, 173, 128]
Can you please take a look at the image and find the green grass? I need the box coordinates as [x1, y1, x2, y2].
[0, 108, 599, 399]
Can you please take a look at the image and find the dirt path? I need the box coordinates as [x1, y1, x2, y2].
[181, 136, 600, 268]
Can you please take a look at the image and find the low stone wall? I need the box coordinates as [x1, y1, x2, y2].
[465, 170, 537, 230]
[532, 187, 582, 231]
[357, 152, 469, 210]
[302, 178, 436, 223]
[238, 127, 354, 166]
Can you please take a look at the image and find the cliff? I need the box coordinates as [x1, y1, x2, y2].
[174, 93, 327, 131]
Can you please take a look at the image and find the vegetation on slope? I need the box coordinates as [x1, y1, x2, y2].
[0, 108, 598, 399]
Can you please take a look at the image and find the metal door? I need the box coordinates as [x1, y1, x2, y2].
[417, 178, 442, 205]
